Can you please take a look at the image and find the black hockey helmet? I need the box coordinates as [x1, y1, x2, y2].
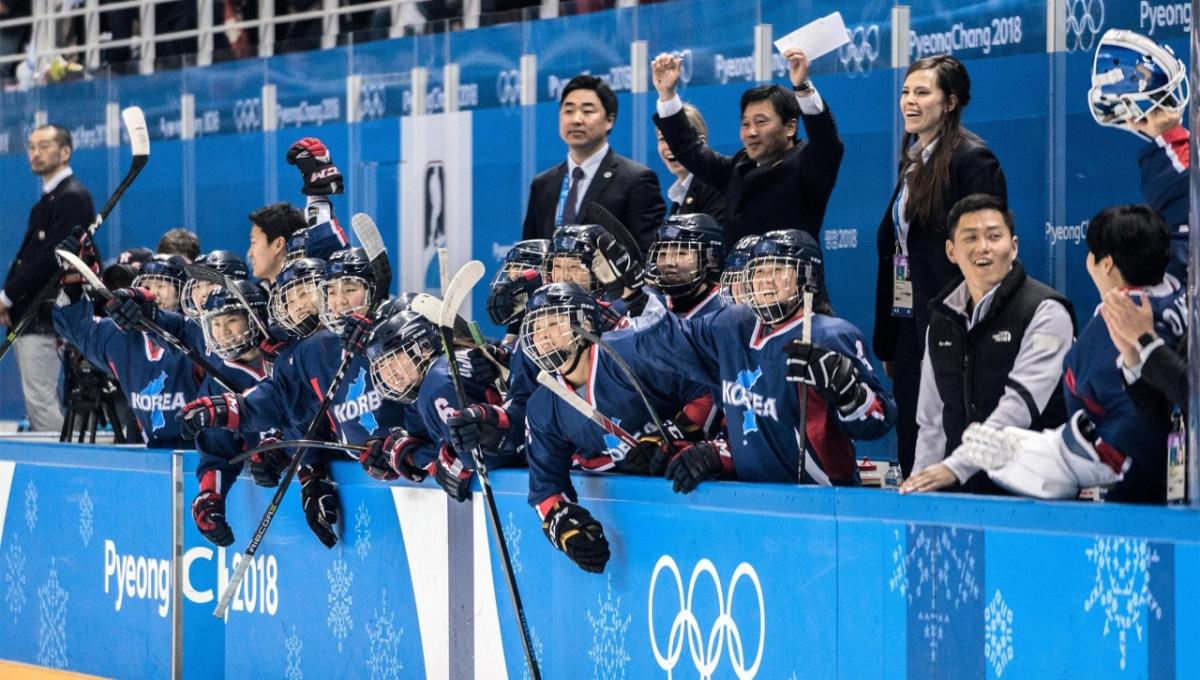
[548, 224, 644, 295]
[745, 229, 825, 324]
[519, 282, 604, 374]
[366, 310, 441, 402]
[320, 247, 377, 334]
[270, 257, 326, 338]
[201, 280, 269, 360]
[132, 254, 188, 311]
[646, 213, 725, 297]
[719, 235, 761, 306]
[183, 250, 250, 320]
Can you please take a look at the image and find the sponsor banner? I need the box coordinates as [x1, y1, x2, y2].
[185, 60, 269, 136]
[269, 50, 347, 129]
[909, 0, 1046, 60]
[529, 11, 637, 103]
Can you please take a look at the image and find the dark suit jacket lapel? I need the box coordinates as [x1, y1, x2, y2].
[579, 148, 617, 208]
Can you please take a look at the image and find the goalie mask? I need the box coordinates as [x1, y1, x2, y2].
[366, 310, 441, 403]
[269, 257, 325, 338]
[182, 250, 249, 321]
[720, 235, 760, 306]
[745, 230, 824, 325]
[132, 254, 187, 312]
[647, 214, 725, 297]
[201, 280, 268, 360]
[1089, 29, 1189, 135]
[519, 282, 604, 375]
[320, 247, 377, 334]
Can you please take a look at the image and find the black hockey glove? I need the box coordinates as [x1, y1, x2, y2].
[178, 392, 246, 439]
[665, 440, 729, 494]
[105, 287, 157, 332]
[785, 340, 868, 415]
[358, 428, 429, 482]
[447, 403, 509, 454]
[249, 437, 290, 487]
[286, 137, 343, 196]
[192, 471, 233, 547]
[339, 312, 374, 356]
[454, 344, 508, 386]
[434, 445, 473, 502]
[542, 499, 610, 573]
[487, 269, 542, 326]
[299, 464, 340, 548]
[591, 230, 645, 297]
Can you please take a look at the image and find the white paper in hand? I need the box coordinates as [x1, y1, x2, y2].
[774, 12, 850, 61]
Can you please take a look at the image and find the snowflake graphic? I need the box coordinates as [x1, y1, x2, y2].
[5, 539, 25, 622]
[37, 559, 68, 669]
[24, 480, 38, 532]
[985, 590, 1014, 677]
[285, 626, 303, 680]
[504, 511, 522, 574]
[521, 625, 545, 680]
[1084, 537, 1162, 670]
[78, 490, 94, 547]
[326, 559, 354, 651]
[896, 525, 981, 664]
[354, 502, 373, 561]
[587, 574, 631, 679]
[888, 527, 908, 596]
[365, 589, 404, 679]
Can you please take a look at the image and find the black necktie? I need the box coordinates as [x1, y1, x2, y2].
[562, 166, 585, 224]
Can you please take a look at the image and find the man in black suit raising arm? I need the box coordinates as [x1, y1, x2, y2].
[651, 49, 844, 245]
[0, 124, 96, 432]
[522, 74, 666, 254]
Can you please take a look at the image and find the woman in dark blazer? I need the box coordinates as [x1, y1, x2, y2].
[873, 55, 1007, 477]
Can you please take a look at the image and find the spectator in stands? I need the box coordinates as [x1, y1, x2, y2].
[657, 103, 725, 224]
[246, 203, 306, 287]
[651, 48, 843, 245]
[522, 74, 665, 254]
[99, 0, 136, 72]
[873, 54, 1007, 478]
[276, 0, 322, 54]
[0, 0, 30, 78]
[157, 228, 200, 262]
[154, 1, 197, 68]
[1, 124, 98, 433]
[900, 194, 1074, 495]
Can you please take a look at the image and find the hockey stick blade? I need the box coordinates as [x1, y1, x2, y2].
[231, 439, 366, 465]
[351, 213, 393, 298]
[438, 261, 485, 328]
[536, 370, 638, 446]
[55, 249, 106, 293]
[409, 292, 442, 324]
[183, 263, 271, 338]
[122, 106, 150, 159]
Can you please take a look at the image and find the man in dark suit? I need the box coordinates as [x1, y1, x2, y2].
[522, 74, 665, 254]
[651, 49, 844, 245]
[0, 124, 96, 432]
[657, 103, 726, 224]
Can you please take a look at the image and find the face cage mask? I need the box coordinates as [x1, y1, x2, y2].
[718, 267, 750, 306]
[201, 308, 263, 361]
[647, 241, 708, 297]
[318, 276, 376, 335]
[546, 254, 602, 295]
[493, 261, 544, 287]
[181, 278, 218, 321]
[520, 304, 592, 375]
[131, 274, 182, 312]
[746, 256, 812, 325]
[370, 340, 436, 403]
[269, 275, 322, 337]
[1089, 31, 1190, 131]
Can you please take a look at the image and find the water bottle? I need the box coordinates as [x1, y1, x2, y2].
[883, 463, 902, 491]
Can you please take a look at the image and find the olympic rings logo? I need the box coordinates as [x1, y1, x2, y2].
[232, 98, 261, 133]
[839, 25, 880, 77]
[648, 555, 765, 680]
[1065, 0, 1104, 53]
[497, 69, 521, 106]
[360, 83, 386, 120]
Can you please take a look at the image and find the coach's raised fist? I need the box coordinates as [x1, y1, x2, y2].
[652, 53, 683, 101]
[287, 137, 343, 196]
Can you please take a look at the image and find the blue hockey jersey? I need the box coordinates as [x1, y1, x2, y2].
[413, 354, 523, 472]
[1138, 125, 1189, 283]
[641, 304, 896, 485]
[1062, 280, 1187, 503]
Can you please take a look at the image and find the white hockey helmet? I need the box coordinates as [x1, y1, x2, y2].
[1088, 29, 1189, 133]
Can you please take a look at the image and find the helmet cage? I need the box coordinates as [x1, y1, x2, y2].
[1089, 29, 1190, 130]
[745, 255, 815, 324]
[318, 275, 376, 335]
[368, 330, 439, 403]
[269, 271, 323, 337]
[201, 304, 263, 361]
[519, 303, 595, 374]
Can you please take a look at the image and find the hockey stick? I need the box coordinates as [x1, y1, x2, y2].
[797, 288, 813, 484]
[436, 260, 541, 680]
[535, 370, 639, 447]
[0, 107, 149, 363]
[214, 212, 391, 618]
[411, 293, 510, 385]
[570, 325, 675, 447]
[56, 249, 243, 394]
[230, 438, 366, 465]
[183, 263, 271, 339]
[437, 246, 450, 293]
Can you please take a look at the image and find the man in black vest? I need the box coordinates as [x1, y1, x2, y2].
[0, 124, 96, 432]
[522, 75, 665, 254]
[900, 194, 1075, 494]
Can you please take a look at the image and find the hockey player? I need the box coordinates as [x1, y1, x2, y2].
[718, 235, 759, 306]
[645, 213, 725, 318]
[642, 229, 895, 488]
[949, 205, 1185, 502]
[269, 257, 327, 339]
[319, 247, 375, 334]
[518, 283, 716, 573]
[51, 253, 199, 448]
[486, 238, 550, 341]
[181, 250, 249, 321]
[1089, 29, 1191, 282]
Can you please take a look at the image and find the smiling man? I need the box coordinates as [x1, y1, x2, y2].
[522, 74, 665, 253]
[902, 194, 1075, 494]
[651, 48, 844, 244]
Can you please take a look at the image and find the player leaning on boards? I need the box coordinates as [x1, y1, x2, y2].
[645, 213, 727, 319]
[900, 194, 1075, 495]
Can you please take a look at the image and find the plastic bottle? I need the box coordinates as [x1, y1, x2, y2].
[883, 463, 902, 491]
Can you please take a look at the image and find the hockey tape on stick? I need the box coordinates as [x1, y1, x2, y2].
[438, 247, 450, 293]
[535, 370, 639, 446]
[797, 288, 813, 484]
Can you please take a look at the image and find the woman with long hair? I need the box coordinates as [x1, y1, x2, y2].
[873, 55, 1007, 477]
